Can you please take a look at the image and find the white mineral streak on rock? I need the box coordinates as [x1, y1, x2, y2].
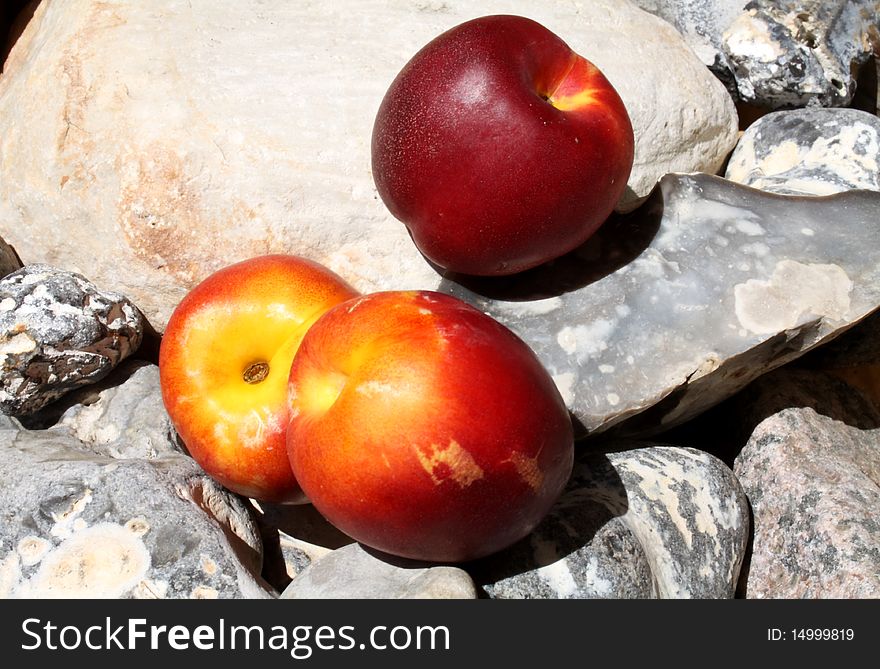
[627, 458, 695, 551]
[536, 558, 579, 599]
[17, 536, 53, 567]
[734, 260, 852, 335]
[556, 320, 615, 360]
[724, 13, 784, 64]
[0, 551, 22, 598]
[0, 0, 737, 329]
[133, 579, 169, 599]
[18, 523, 151, 598]
[494, 297, 563, 316]
[552, 372, 575, 405]
[49, 488, 93, 539]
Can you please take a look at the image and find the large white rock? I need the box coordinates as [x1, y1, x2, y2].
[0, 0, 737, 330]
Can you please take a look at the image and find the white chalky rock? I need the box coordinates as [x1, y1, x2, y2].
[0, 0, 738, 330]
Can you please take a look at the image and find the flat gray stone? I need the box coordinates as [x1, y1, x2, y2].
[0, 366, 271, 599]
[726, 108, 880, 196]
[280, 543, 477, 600]
[734, 371, 880, 598]
[0, 264, 145, 415]
[440, 173, 880, 438]
[476, 444, 749, 599]
[722, 0, 878, 108]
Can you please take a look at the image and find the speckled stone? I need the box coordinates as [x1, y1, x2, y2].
[280, 543, 477, 600]
[722, 0, 879, 108]
[0, 366, 271, 599]
[440, 173, 880, 438]
[0, 265, 145, 415]
[726, 108, 880, 196]
[734, 375, 880, 598]
[476, 444, 750, 599]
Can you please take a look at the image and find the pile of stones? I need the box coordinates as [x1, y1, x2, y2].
[0, 0, 878, 598]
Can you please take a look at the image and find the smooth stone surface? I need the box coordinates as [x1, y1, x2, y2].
[476, 444, 749, 599]
[733, 371, 880, 598]
[280, 543, 477, 599]
[0, 265, 145, 415]
[0, 366, 270, 599]
[722, 0, 879, 108]
[0, 234, 21, 277]
[440, 173, 880, 437]
[726, 108, 880, 195]
[0, 0, 737, 330]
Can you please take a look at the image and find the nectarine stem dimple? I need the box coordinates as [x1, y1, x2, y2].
[243, 361, 270, 384]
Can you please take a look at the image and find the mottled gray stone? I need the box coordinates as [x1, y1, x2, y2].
[0, 264, 145, 415]
[0, 367, 270, 599]
[722, 0, 879, 108]
[0, 234, 22, 278]
[630, 0, 747, 83]
[280, 543, 477, 600]
[439, 173, 880, 438]
[476, 445, 749, 599]
[734, 388, 880, 598]
[726, 108, 880, 196]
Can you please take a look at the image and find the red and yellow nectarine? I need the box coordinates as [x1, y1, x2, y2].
[159, 255, 359, 503]
[286, 290, 574, 562]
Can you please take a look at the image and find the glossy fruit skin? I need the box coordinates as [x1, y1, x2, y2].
[286, 290, 574, 562]
[159, 254, 359, 503]
[371, 14, 634, 276]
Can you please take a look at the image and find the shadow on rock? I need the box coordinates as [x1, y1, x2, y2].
[466, 452, 633, 598]
[437, 194, 662, 302]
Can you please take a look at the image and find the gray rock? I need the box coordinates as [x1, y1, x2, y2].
[734, 372, 880, 598]
[0, 234, 22, 278]
[630, 0, 747, 82]
[280, 543, 477, 600]
[0, 264, 145, 415]
[250, 500, 354, 593]
[439, 173, 880, 438]
[21, 360, 180, 460]
[722, 0, 879, 108]
[0, 368, 271, 599]
[476, 445, 749, 599]
[726, 108, 880, 196]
